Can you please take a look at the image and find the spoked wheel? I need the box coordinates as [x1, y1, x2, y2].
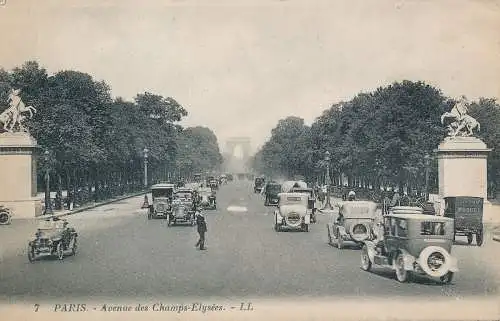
[395, 253, 409, 283]
[56, 243, 64, 260]
[27, 245, 35, 263]
[360, 245, 372, 271]
[440, 271, 454, 284]
[71, 237, 78, 256]
[467, 233, 473, 245]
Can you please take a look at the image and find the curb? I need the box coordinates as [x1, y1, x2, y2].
[35, 191, 147, 220]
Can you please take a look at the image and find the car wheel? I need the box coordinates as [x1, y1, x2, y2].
[326, 225, 333, 245]
[71, 237, 78, 256]
[361, 245, 372, 271]
[395, 253, 409, 283]
[56, 243, 64, 260]
[476, 230, 483, 246]
[27, 244, 35, 263]
[467, 233, 473, 245]
[440, 272, 454, 284]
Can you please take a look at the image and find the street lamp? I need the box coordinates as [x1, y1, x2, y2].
[424, 154, 431, 201]
[143, 147, 149, 188]
[322, 151, 333, 210]
[43, 150, 53, 215]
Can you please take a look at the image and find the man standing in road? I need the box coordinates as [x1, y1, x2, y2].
[195, 209, 207, 250]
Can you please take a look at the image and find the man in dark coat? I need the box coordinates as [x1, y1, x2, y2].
[195, 210, 207, 250]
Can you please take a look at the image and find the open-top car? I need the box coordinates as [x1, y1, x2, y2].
[444, 196, 484, 246]
[28, 217, 78, 262]
[274, 192, 311, 232]
[360, 213, 457, 284]
[264, 182, 282, 206]
[290, 187, 317, 223]
[199, 187, 217, 210]
[327, 201, 378, 249]
[166, 188, 196, 225]
[148, 183, 175, 220]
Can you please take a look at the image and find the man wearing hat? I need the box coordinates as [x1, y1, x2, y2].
[194, 208, 207, 250]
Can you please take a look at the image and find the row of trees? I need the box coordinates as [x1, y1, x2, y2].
[252, 80, 500, 197]
[0, 61, 223, 207]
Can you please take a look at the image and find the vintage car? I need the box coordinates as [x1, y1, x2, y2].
[290, 187, 317, 223]
[274, 193, 311, 232]
[148, 183, 175, 220]
[199, 187, 217, 210]
[209, 179, 219, 191]
[360, 213, 457, 284]
[193, 173, 203, 182]
[28, 217, 78, 262]
[327, 201, 378, 249]
[444, 196, 484, 246]
[264, 182, 282, 206]
[168, 197, 196, 226]
[0, 205, 12, 225]
[254, 177, 265, 193]
[168, 188, 196, 223]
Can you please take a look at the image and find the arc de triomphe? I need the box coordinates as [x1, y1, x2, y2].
[224, 137, 252, 172]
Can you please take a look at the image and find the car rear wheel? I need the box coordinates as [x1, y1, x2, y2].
[395, 253, 409, 282]
[56, 243, 64, 260]
[27, 244, 35, 263]
[0, 212, 9, 224]
[360, 245, 372, 271]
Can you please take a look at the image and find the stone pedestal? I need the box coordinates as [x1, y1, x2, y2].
[435, 136, 493, 219]
[0, 132, 42, 218]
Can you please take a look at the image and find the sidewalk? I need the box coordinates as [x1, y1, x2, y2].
[25, 190, 147, 220]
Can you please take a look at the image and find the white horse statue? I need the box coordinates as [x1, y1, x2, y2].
[0, 89, 37, 132]
[440, 97, 480, 137]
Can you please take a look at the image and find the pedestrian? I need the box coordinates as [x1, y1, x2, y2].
[195, 209, 207, 250]
[347, 190, 356, 201]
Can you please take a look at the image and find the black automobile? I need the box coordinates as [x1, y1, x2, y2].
[264, 182, 282, 206]
[254, 177, 265, 193]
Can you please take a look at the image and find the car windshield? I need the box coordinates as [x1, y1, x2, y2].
[267, 185, 281, 192]
[293, 189, 313, 197]
[176, 192, 192, 199]
[281, 196, 305, 205]
[38, 220, 65, 230]
[152, 189, 173, 198]
[421, 221, 446, 236]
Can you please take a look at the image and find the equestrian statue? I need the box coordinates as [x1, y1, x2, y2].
[440, 96, 480, 137]
[0, 89, 37, 133]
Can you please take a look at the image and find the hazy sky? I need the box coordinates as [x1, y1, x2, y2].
[1, 0, 499, 153]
